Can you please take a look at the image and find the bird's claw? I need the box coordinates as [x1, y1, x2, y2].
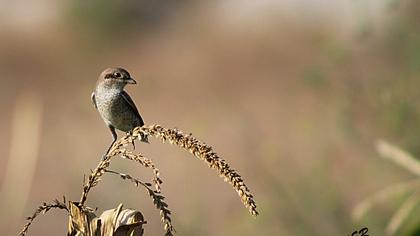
[141, 134, 149, 144]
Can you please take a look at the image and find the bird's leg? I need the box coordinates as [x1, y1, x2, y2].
[128, 130, 136, 150]
[103, 125, 117, 160]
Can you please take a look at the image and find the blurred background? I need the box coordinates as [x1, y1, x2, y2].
[1, 0, 420, 235]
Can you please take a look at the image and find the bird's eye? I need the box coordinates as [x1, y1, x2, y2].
[113, 72, 122, 78]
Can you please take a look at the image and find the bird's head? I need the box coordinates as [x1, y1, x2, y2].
[97, 67, 137, 90]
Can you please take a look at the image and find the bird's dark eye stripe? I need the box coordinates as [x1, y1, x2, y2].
[114, 72, 122, 78]
[104, 74, 113, 79]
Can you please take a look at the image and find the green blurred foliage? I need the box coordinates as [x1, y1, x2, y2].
[369, 2, 420, 156]
[332, 1, 420, 234]
[66, 0, 188, 40]
[303, 66, 327, 89]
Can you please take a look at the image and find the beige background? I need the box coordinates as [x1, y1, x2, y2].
[1, 1, 420, 235]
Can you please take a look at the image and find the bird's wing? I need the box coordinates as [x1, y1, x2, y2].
[91, 92, 97, 109]
[121, 91, 145, 126]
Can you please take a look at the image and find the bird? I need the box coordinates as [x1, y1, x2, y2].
[91, 67, 148, 158]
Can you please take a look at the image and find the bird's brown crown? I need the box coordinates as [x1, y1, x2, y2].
[99, 67, 131, 81]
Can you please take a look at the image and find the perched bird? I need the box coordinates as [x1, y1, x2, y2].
[91, 67, 148, 156]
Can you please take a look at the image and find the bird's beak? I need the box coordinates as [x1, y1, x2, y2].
[126, 78, 137, 84]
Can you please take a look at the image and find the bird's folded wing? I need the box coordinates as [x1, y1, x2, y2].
[121, 91, 145, 126]
[91, 92, 97, 109]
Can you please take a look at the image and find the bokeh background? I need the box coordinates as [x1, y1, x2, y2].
[2, 0, 420, 235]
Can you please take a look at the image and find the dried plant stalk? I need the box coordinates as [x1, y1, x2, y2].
[106, 170, 174, 236]
[79, 133, 147, 205]
[119, 149, 163, 193]
[81, 124, 258, 216]
[134, 125, 259, 216]
[79, 155, 112, 205]
[19, 198, 68, 236]
[67, 201, 146, 236]
[76, 126, 174, 235]
[21, 123, 257, 235]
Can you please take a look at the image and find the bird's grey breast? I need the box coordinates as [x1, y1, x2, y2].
[94, 87, 140, 132]
[95, 88, 116, 116]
